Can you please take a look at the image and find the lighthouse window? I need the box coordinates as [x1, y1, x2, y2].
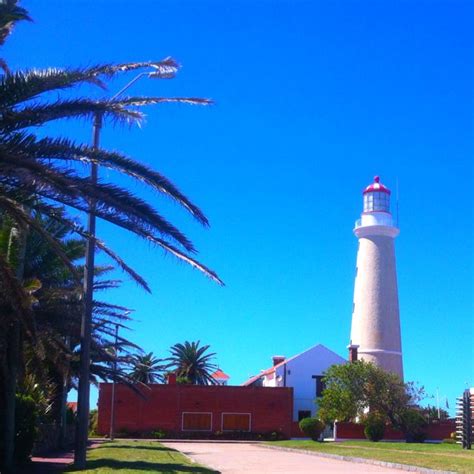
[364, 192, 389, 212]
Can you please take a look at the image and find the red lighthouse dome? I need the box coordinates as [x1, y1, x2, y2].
[362, 176, 391, 213]
[363, 176, 391, 195]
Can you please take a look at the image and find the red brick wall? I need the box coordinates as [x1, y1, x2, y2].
[98, 383, 293, 437]
[290, 421, 306, 438]
[335, 421, 455, 441]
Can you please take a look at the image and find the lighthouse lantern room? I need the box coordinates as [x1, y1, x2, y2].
[363, 176, 390, 213]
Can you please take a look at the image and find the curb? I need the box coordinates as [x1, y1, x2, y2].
[259, 444, 456, 474]
[121, 438, 264, 444]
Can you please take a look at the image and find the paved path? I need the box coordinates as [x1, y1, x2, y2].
[20, 440, 105, 473]
[162, 442, 416, 473]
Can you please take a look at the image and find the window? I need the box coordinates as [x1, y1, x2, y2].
[298, 410, 311, 422]
[182, 412, 212, 431]
[364, 192, 390, 212]
[313, 375, 325, 397]
[222, 413, 251, 432]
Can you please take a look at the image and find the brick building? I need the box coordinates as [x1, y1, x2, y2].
[97, 378, 294, 437]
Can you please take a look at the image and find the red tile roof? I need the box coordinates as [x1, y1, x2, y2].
[212, 369, 230, 380]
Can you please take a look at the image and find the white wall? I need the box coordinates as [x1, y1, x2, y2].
[264, 344, 345, 421]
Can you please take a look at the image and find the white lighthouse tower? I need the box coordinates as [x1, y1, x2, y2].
[349, 176, 403, 379]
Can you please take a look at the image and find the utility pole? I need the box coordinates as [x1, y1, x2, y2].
[73, 66, 174, 468]
[109, 324, 119, 441]
[74, 112, 101, 468]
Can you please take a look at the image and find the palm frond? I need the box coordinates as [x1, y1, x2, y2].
[29, 201, 152, 292]
[0, 58, 180, 108]
[0, 68, 106, 108]
[0, 1, 32, 48]
[0, 252, 34, 333]
[109, 96, 213, 107]
[10, 133, 209, 225]
[0, 161, 197, 252]
[0, 195, 79, 281]
[1, 99, 144, 131]
[89, 58, 180, 79]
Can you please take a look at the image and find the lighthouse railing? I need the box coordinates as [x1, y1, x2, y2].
[355, 213, 396, 229]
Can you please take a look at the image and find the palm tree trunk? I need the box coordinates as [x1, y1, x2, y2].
[59, 336, 71, 449]
[2, 225, 27, 472]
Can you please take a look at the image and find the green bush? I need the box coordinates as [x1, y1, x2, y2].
[66, 407, 76, 426]
[89, 409, 98, 435]
[299, 417, 324, 441]
[400, 408, 428, 443]
[151, 429, 166, 439]
[363, 413, 385, 442]
[14, 394, 38, 464]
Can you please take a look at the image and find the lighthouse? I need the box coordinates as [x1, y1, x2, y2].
[349, 176, 403, 379]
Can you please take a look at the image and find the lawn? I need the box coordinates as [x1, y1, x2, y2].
[66, 440, 217, 474]
[269, 440, 474, 473]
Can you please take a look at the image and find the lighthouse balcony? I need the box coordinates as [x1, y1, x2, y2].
[355, 212, 396, 229]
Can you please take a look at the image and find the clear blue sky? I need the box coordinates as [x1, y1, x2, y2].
[7, 0, 473, 413]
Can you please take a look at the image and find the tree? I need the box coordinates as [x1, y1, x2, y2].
[318, 360, 424, 431]
[421, 405, 449, 422]
[0, 1, 222, 469]
[129, 352, 166, 384]
[4, 212, 142, 456]
[167, 341, 217, 385]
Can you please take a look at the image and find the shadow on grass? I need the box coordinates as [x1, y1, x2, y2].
[80, 458, 219, 472]
[93, 444, 172, 452]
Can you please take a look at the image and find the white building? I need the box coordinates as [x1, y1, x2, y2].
[350, 176, 403, 379]
[242, 344, 345, 421]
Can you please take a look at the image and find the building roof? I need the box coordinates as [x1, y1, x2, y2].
[212, 368, 230, 380]
[242, 343, 343, 386]
[363, 176, 391, 195]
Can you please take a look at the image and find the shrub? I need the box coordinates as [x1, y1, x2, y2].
[442, 438, 456, 444]
[14, 394, 38, 464]
[269, 431, 279, 441]
[299, 417, 324, 441]
[363, 413, 385, 442]
[151, 429, 166, 439]
[400, 408, 428, 443]
[89, 409, 98, 435]
[66, 407, 76, 426]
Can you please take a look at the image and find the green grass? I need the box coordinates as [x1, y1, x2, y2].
[269, 440, 474, 473]
[66, 440, 218, 473]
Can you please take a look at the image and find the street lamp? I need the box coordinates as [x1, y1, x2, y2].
[74, 67, 176, 468]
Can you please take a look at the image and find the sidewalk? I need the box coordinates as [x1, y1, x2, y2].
[19, 440, 105, 473]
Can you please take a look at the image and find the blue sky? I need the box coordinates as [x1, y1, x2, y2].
[7, 0, 473, 413]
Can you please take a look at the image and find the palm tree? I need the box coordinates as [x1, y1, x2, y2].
[11, 212, 140, 438]
[129, 352, 166, 384]
[0, 2, 223, 468]
[167, 341, 217, 385]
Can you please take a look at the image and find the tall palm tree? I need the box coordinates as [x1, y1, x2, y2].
[0, 4, 222, 468]
[11, 212, 140, 426]
[129, 352, 166, 384]
[167, 341, 217, 385]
